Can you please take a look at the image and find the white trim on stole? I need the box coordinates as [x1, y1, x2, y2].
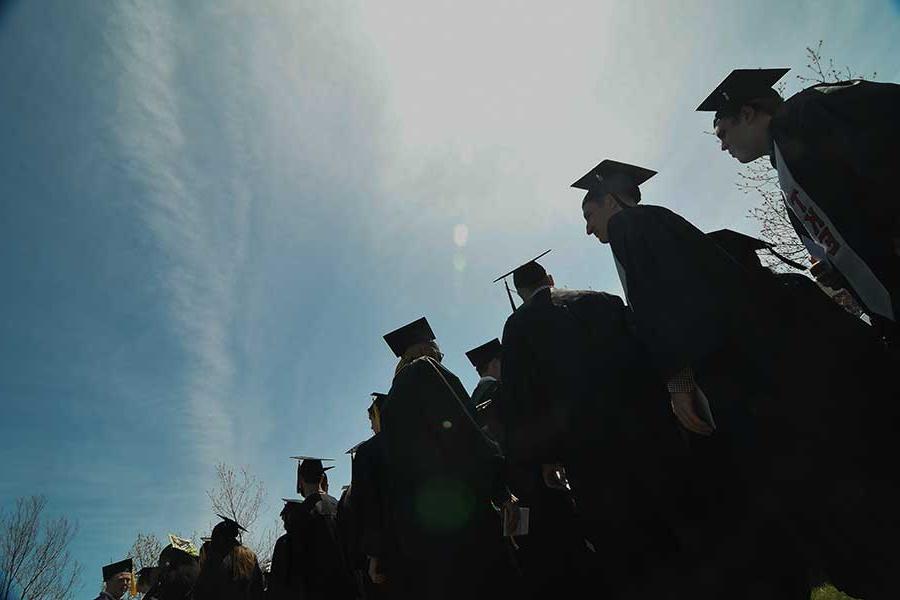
[773, 141, 894, 321]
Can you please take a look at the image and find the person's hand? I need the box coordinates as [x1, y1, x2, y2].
[670, 391, 714, 436]
[541, 464, 568, 490]
[501, 495, 520, 536]
[368, 556, 387, 585]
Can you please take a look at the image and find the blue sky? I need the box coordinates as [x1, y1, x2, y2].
[1, 0, 899, 593]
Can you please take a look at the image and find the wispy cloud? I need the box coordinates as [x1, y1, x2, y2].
[105, 1, 245, 467]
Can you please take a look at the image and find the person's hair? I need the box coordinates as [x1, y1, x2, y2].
[713, 93, 784, 127]
[228, 545, 258, 581]
[395, 340, 441, 375]
[582, 188, 639, 209]
[514, 276, 551, 303]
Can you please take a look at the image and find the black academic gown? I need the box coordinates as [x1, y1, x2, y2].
[608, 203, 900, 600]
[471, 376, 504, 445]
[470, 372, 589, 600]
[293, 493, 356, 600]
[350, 433, 395, 600]
[151, 559, 199, 600]
[379, 356, 515, 600]
[500, 287, 698, 599]
[770, 79, 900, 341]
[266, 532, 306, 600]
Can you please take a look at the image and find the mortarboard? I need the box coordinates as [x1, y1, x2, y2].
[166, 534, 199, 557]
[102, 558, 133, 581]
[346, 440, 366, 456]
[383, 317, 435, 357]
[493, 250, 552, 311]
[280, 497, 304, 516]
[293, 456, 335, 491]
[465, 338, 502, 371]
[214, 514, 248, 540]
[707, 229, 806, 271]
[697, 68, 789, 114]
[572, 160, 657, 204]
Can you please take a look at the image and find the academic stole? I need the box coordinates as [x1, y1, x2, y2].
[773, 141, 894, 321]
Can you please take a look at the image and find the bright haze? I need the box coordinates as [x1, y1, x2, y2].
[1, 0, 898, 592]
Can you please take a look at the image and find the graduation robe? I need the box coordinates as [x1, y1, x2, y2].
[608, 203, 900, 600]
[500, 286, 698, 597]
[292, 493, 355, 600]
[380, 356, 513, 600]
[471, 376, 504, 446]
[770, 79, 900, 335]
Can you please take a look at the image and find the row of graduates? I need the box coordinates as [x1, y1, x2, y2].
[94, 67, 900, 600]
[96, 463, 350, 600]
[338, 68, 900, 600]
[95, 517, 266, 600]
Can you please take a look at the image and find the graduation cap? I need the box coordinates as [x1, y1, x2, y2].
[465, 338, 502, 371]
[167, 534, 199, 557]
[383, 317, 435, 357]
[346, 440, 366, 457]
[572, 160, 657, 204]
[493, 250, 552, 311]
[102, 558, 133, 581]
[280, 497, 305, 516]
[213, 514, 247, 541]
[707, 229, 807, 271]
[292, 456, 335, 490]
[696, 68, 789, 116]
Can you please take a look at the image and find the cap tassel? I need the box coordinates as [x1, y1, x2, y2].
[129, 567, 137, 597]
[504, 279, 517, 313]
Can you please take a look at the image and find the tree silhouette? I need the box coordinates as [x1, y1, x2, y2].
[0, 496, 81, 600]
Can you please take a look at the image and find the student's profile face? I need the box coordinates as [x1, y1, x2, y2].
[714, 115, 759, 163]
[582, 195, 616, 244]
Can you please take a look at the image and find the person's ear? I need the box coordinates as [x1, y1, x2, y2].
[740, 104, 756, 124]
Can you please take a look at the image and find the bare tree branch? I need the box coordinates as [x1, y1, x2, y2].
[0, 496, 82, 600]
[206, 463, 273, 564]
[127, 532, 164, 572]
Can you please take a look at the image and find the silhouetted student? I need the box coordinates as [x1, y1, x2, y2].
[699, 68, 900, 345]
[346, 393, 392, 599]
[497, 252, 696, 599]
[193, 515, 264, 600]
[268, 496, 322, 599]
[576, 158, 900, 600]
[465, 338, 504, 443]
[276, 457, 356, 600]
[151, 537, 199, 600]
[377, 317, 518, 600]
